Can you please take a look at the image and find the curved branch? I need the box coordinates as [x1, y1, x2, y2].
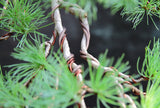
[51, 0, 86, 107]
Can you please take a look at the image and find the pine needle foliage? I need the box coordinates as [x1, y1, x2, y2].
[138, 39, 160, 108]
[65, 0, 160, 28]
[84, 50, 132, 108]
[0, 0, 160, 107]
[0, 72, 29, 108]
[0, 0, 50, 47]
[87, 64, 122, 107]
[98, 50, 130, 73]
[0, 40, 82, 108]
[141, 79, 160, 108]
[137, 38, 160, 79]
[0, 41, 133, 108]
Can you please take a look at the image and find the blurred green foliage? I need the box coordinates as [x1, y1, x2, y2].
[65, 0, 160, 29]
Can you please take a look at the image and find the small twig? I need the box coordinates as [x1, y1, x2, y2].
[114, 78, 126, 108]
[124, 83, 146, 96]
[23, 73, 37, 88]
[124, 94, 137, 108]
[118, 72, 149, 83]
[24, 33, 56, 87]
[0, 32, 14, 41]
[117, 76, 146, 96]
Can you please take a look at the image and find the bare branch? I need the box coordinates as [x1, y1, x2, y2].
[124, 83, 146, 96]
[124, 94, 137, 108]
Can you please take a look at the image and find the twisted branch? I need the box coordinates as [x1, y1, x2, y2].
[57, 1, 148, 108]
[51, 0, 86, 107]
[0, 0, 150, 107]
[26, 0, 148, 107]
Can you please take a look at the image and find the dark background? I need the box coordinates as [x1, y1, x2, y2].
[0, 4, 160, 107]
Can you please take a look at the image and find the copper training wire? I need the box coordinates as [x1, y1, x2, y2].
[80, 20, 90, 50]
[52, 31, 57, 46]
[60, 34, 67, 52]
[51, 4, 61, 22]
[66, 55, 82, 76]
[67, 57, 75, 72]
[59, 28, 67, 53]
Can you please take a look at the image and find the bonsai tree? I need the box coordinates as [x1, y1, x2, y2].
[0, 0, 160, 107]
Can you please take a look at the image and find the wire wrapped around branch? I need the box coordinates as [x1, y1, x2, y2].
[52, 0, 86, 107]
[59, 1, 147, 107]
[52, 0, 150, 107]
[59, 1, 90, 52]
[79, 10, 147, 96]
[59, 28, 67, 53]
